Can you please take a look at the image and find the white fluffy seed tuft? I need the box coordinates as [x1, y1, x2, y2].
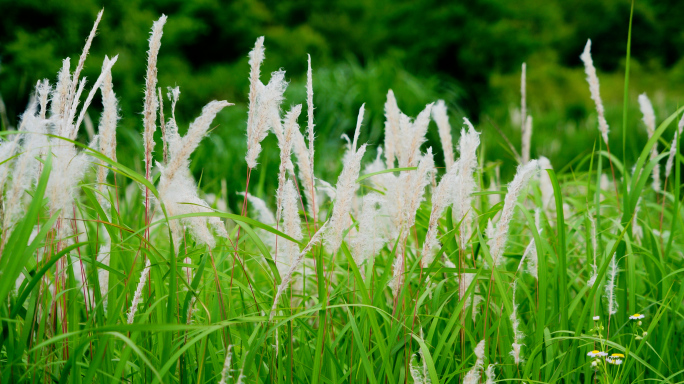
[488, 160, 539, 267]
[580, 40, 610, 146]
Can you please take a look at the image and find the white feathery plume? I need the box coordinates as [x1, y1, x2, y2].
[306, 55, 315, 171]
[96, 240, 111, 309]
[163, 86, 180, 165]
[271, 220, 329, 320]
[158, 100, 232, 249]
[580, 40, 610, 146]
[605, 254, 619, 315]
[410, 352, 431, 384]
[158, 87, 167, 164]
[390, 149, 435, 296]
[453, 118, 480, 249]
[464, 340, 486, 384]
[384, 90, 401, 169]
[3, 98, 46, 236]
[235, 364, 246, 384]
[47, 77, 97, 240]
[488, 160, 539, 267]
[639, 93, 656, 135]
[292, 134, 316, 216]
[398, 103, 434, 168]
[168, 86, 180, 122]
[463, 365, 480, 383]
[49, 9, 99, 136]
[421, 168, 458, 267]
[485, 364, 496, 384]
[352, 104, 364, 152]
[0, 138, 18, 195]
[509, 280, 524, 364]
[587, 209, 599, 287]
[65, 77, 87, 137]
[161, 100, 231, 182]
[350, 193, 386, 268]
[275, 104, 302, 222]
[67, 9, 103, 114]
[244, 41, 288, 169]
[127, 258, 151, 324]
[638, 93, 661, 191]
[142, 15, 167, 184]
[432, 100, 454, 171]
[51, 58, 72, 127]
[665, 114, 684, 179]
[294, 54, 318, 218]
[340, 133, 353, 167]
[518, 229, 541, 279]
[324, 106, 367, 255]
[217, 345, 233, 384]
[361, 148, 386, 190]
[276, 180, 303, 277]
[538, 156, 554, 211]
[96, 55, 120, 212]
[405, 150, 436, 230]
[245, 36, 265, 167]
[486, 218, 496, 239]
[73, 55, 118, 138]
[521, 115, 533, 165]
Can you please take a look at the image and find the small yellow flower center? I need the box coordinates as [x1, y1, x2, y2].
[632, 314, 641, 317]
[591, 350, 599, 354]
[612, 353, 625, 358]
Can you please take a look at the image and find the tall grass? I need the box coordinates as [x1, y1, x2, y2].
[1, 10, 684, 384]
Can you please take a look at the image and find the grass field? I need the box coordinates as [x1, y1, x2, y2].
[2, 9, 684, 384]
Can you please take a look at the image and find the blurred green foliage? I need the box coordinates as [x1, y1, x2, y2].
[1, 0, 684, 207]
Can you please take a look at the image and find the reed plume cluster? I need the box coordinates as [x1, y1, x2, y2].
[2, 10, 682, 384]
[580, 39, 610, 146]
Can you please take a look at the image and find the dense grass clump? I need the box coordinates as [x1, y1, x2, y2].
[2, 10, 684, 384]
